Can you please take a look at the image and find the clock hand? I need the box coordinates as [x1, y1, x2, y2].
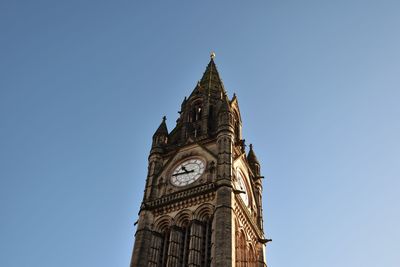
[172, 170, 194, 176]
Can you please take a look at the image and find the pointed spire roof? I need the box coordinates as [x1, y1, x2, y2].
[247, 144, 260, 164]
[189, 81, 204, 96]
[199, 53, 227, 96]
[154, 116, 168, 136]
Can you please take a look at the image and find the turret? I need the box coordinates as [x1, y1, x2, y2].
[215, 96, 235, 185]
[145, 116, 168, 201]
[247, 144, 264, 229]
[217, 97, 233, 130]
[151, 116, 168, 151]
[247, 144, 260, 176]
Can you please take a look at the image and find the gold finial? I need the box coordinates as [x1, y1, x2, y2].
[210, 51, 216, 59]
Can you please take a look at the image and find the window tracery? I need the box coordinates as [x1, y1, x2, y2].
[148, 206, 214, 267]
[235, 227, 258, 267]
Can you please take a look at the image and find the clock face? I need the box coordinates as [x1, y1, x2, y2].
[236, 171, 249, 206]
[170, 158, 205, 187]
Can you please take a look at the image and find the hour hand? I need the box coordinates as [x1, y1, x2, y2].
[181, 166, 195, 174]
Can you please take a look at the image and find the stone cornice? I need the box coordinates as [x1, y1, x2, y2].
[144, 183, 216, 216]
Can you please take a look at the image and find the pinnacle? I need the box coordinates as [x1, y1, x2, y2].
[154, 116, 168, 136]
[186, 56, 227, 101]
[247, 144, 260, 164]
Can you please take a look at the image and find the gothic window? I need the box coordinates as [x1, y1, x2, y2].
[179, 223, 191, 266]
[235, 230, 247, 267]
[235, 230, 259, 267]
[149, 208, 213, 267]
[159, 230, 170, 267]
[148, 229, 170, 267]
[196, 106, 202, 121]
[166, 226, 184, 266]
[201, 217, 212, 267]
[189, 108, 194, 122]
[188, 102, 203, 122]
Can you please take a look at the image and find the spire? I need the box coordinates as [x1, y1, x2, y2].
[154, 116, 168, 136]
[247, 144, 260, 164]
[199, 52, 227, 96]
[189, 81, 204, 97]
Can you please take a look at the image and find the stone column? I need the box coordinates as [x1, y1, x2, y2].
[214, 101, 235, 267]
[213, 185, 234, 267]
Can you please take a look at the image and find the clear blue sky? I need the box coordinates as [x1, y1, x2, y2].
[1, 1, 399, 266]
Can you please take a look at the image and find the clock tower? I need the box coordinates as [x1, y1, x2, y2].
[130, 54, 270, 267]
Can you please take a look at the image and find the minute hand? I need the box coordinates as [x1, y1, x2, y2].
[172, 170, 195, 176]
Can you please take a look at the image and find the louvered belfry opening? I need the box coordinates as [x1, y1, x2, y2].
[148, 207, 213, 267]
[148, 228, 170, 267]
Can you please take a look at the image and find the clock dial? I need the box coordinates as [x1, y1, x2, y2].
[170, 158, 205, 187]
[236, 171, 249, 206]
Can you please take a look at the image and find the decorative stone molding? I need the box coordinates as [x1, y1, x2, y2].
[234, 195, 264, 241]
[145, 183, 216, 216]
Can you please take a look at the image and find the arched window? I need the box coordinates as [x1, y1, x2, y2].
[200, 217, 213, 266]
[235, 230, 247, 267]
[195, 106, 202, 121]
[150, 208, 213, 267]
[148, 217, 172, 267]
[188, 102, 203, 123]
[178, 222, 191, 266]
[191, 204, 214, 267]
[158, 229, 170, 267]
